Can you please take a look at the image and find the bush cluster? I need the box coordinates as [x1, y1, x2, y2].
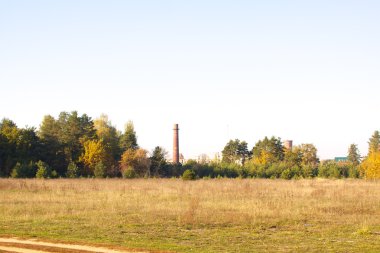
[178, 160, 360, 180]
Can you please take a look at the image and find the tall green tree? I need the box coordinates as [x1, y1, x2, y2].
[295, 144, 319, 167]
[38, 115, 66, 175]
[94, 114, 121, 162]
[149, 146, 168, 177]
[0, 119, 44, 177]
[0, 119, 19, 176]
[368, 130, 380, 154]
[0, 133, 8, 176]
[58, 111, 96, 163]
[38, 112, 96, 175]
[0, 119, 18, 176]
[222, 139, 250, 165]
[16, 127, 41, 163]
[120, 120, 138, 152]
[252, 136, 284, 164]
[348, 144, 360, 166]
[0, 119, 19, 141]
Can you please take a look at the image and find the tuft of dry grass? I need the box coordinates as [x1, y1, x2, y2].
[0, 178, 380, 252]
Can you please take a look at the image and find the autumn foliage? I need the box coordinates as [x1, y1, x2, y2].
[361, 151, 380, 179]
[1, 111, 380, 180]
[120, 148, 150, 177]
[80, 140, 112, 176]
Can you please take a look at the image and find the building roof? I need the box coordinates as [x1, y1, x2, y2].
[334, 157, 348, 162]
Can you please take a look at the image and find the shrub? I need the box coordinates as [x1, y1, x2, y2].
[35, 161, 52, 179]
[183, 160, 217, 178]
[246, 163, 267, 178]
[66, 162, 79, 178]
[348, 165, 360, 178]
[319, 161, 340, 178]
[266, 163, 284, 178]
[280, 168, 292, 179]
[167, 164, 184, 178]
[318, 161, 352, 178]
[94, 162, 106, 178]
[182, 169, 196, 180]
[11, 162, 36, 178]
[122, 166, 136, 179]
[11, 163, 22, 178]
[213, 163, 239, 178]
[51, 170, 58, 178]
[302, 165, 318, 178]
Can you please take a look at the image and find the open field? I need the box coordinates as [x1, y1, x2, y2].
[0, 179, 380, 252]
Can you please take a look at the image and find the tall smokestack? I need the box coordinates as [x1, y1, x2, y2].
[173, 124, 179, 164]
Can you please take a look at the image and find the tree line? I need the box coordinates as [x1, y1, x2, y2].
[216, 138, 356, 179]
[208, 132, 378, 179]
[0, 112, 173, 178]
[0, 111, 379, 179]
[180, 132, 379, 180]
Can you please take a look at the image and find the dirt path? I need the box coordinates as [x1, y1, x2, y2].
[0, 238, 148, 253]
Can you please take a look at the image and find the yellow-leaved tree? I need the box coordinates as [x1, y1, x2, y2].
[94, 114, 120, 162]
[252, 150, 272, 165]
[120, 148, 150, 178]
[360, 131, 380, 179]
[360, 151, 380, 179]
[80, 139, 112, 176]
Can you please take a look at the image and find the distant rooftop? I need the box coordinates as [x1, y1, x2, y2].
[334, 157, 348, 162]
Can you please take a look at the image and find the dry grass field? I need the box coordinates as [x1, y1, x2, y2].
[0, 178, 380, 252]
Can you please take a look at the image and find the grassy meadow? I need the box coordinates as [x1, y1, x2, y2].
[0, 178, 380, 252]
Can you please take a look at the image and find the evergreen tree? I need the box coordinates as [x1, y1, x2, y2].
[39, 112, 96, 176]
[252, 136, 284, 164]
[368, 130, 380, 154]
[38, 115, 66, 175]
[149, 146, 167, 177]
[222, 139, 251, 165]
[58, 111, 96, 164]
[16, 127, 42, 164]
[347, 144, 360, 165]
[120, 120, 138, 152]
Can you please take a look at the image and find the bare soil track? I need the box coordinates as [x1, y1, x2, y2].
[0, 238, 149, 253]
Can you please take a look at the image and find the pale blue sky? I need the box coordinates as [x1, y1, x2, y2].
[0, 1, 379, 159]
